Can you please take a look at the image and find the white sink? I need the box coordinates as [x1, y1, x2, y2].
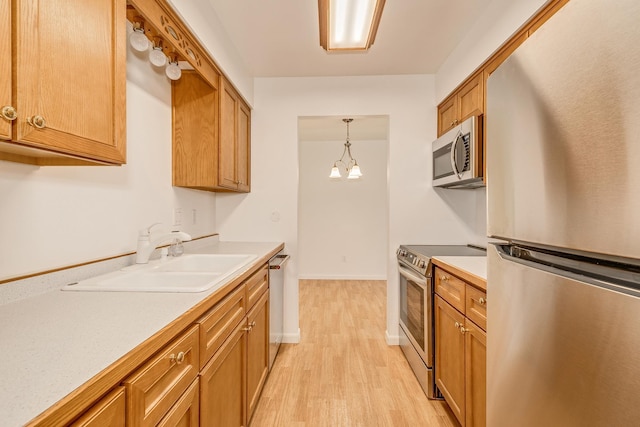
[155, 254, 257, 273]
[62, 254, 258, 293]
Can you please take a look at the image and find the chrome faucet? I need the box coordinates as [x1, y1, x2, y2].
[135, 223, 192, 264]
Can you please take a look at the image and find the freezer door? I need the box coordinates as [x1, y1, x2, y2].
[487, 245, 640, 427]
[486, 0, 640, 260]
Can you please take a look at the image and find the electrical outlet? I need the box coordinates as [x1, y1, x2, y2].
[174, 208, 183, 226]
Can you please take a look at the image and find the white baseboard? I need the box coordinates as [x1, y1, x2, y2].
[282, 328, 301, 344]
[386, 330, 400, 346]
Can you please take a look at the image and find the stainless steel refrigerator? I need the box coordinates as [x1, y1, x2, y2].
[486, 0, 640, 425]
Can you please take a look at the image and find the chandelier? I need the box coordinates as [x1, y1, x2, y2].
[329, 118, 363, 180]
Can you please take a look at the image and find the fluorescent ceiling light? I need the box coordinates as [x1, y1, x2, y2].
[319, 0, 385, 51]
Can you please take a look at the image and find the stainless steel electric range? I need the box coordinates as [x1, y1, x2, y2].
[397, 244, 486, 398]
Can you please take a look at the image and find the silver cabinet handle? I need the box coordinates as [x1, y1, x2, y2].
[479, 297, 486, 305]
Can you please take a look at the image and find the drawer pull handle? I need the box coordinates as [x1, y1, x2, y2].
[454, 321, 460, 329]
[250, 321, 256, 327]
[440, 275, 448, 282]
[243, 326, 253, 332]
[170, 351, 185, 364]
[479, 297, 486, 305]
[459, 326, 467, 334]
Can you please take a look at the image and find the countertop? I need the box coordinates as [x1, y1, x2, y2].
[0, 241, 283, 427]
[432, 256, 487, 291]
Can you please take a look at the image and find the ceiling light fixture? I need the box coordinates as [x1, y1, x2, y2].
[318, 0, 386, 52]
[330, 118, 363, 180]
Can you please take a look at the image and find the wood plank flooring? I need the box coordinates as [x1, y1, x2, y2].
[251, 279, 459, 427]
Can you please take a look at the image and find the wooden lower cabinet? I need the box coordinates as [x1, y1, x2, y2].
[465, 321, 486, 427]
[200, 321, 246, 427]
[435, 268, 487, 427]
[158, 379, 200, 427]
[124, 325, 200, 427]
[435, 295, 466, 423]
[70, 387, 126, 427]
[246, 291, 269, 423]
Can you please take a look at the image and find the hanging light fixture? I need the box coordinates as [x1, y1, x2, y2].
[330, 118, 363, 180]
[318, 0, 386, 52]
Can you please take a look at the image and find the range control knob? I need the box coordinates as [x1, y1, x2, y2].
[418, 260, 426, 269]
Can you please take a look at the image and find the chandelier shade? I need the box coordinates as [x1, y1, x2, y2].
[329, 118, 363, 180]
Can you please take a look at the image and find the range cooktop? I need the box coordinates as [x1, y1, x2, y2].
[397, 244, 486, 276]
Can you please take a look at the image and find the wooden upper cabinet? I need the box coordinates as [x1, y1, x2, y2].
[0, 0, 11, 142]
[1, 0, 126, 165]
[219, 76, 251, 192]
[172, 72, 251, 193]
[437, 95, 458, 136]
[458, 73, 483, 123]
[172, 71, 219, 190]
[437, 72, 483, 137]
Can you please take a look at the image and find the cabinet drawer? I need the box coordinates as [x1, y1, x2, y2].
[246, 264, 269, 310]
[435, 267, 466, 313]
[124, 325, 199, 427]
[465, 285, 487, 331]
[197, 284, 246, 369]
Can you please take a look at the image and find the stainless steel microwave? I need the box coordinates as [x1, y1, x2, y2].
[432, 116, 484, 189]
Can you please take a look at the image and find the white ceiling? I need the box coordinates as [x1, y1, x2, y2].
[207, 0, 491, 78]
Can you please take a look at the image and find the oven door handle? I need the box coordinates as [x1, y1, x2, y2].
[398, 263, 427, 288]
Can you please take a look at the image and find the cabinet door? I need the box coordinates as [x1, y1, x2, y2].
[70, 387, 126, 427]
[458, 73, 484, 122]
[172, 71, 218, 189]
[246, 290, 269, 422]
[437, 95, 458, 136]
[465, 320, 486, 427]
[13, 0, 126, 164]
[219, 77, 239, 190]
[435, 295, 466, 425]
[200, 322, 246, 427]
[236, 99, 251, 192]
[157, 379, 199, 427]
[0, 0, 11, 141]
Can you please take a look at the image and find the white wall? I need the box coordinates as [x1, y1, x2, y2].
[168, 0, 254, 105]
[435, 0, 548, 102]
[298, 138, 388, 280]
[215, 75, 480, 343]
[435, 0, 549, 245]
[0, 31, 217, 282]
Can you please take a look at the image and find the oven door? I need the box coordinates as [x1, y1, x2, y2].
[398, 261, 432, 366]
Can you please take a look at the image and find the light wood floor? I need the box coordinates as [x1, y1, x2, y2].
[251, 279, 459, 427]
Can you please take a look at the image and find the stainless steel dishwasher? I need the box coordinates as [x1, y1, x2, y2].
[268, 252, 289, 370]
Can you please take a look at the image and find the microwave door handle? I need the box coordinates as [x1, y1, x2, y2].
[450, 130, 462, 178]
